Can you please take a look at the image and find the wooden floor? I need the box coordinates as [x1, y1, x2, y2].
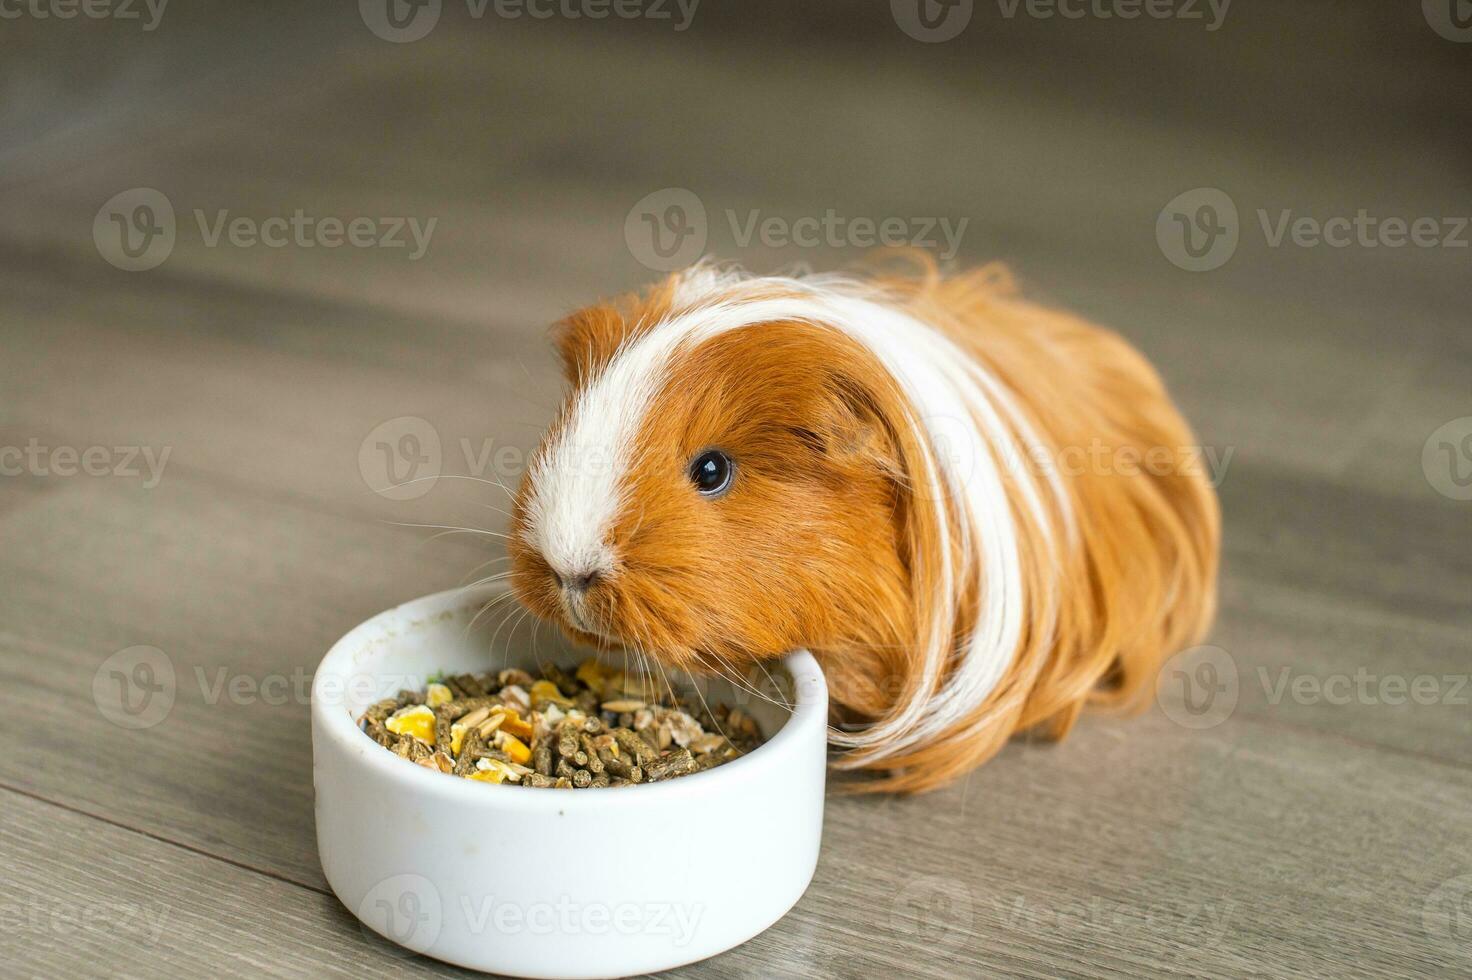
[2, 2, 1469, 976]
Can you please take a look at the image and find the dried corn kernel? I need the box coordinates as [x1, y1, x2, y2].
[495, 707, 535, 740]
[496, 730, 533, 764]
[467, 767, 505, 784]
[505, 719, 535, 742]
[530, 680, 573, 707]
[425, 682, 454, 707]
[385, 704, 436, 745]
[449, 722, 467, 757]
[576, 658, 609, 689]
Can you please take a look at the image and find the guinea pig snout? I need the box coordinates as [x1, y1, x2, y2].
[552, 568, 601, 594]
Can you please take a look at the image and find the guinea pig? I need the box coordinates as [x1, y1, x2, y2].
[507, 257, 1220, 793]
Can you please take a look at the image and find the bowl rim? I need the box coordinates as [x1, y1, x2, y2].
[312, 583, 828, 811]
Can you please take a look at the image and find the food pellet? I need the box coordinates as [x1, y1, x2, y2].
[358, 658, 766, 788]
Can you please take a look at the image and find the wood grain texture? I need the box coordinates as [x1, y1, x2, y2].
[1, 1, 1468, 976]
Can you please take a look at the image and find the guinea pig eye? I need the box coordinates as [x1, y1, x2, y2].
[688, 449, 734, 497]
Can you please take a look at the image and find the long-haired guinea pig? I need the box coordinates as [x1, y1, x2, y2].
[507, 257, 1220, 793]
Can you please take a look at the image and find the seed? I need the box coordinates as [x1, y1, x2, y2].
[498, 668, 535, 688]
[690, 733, 727, 755]
[359, 659, 766, 789]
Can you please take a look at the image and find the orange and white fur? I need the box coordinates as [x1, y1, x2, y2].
[508, 259, 1219, 793]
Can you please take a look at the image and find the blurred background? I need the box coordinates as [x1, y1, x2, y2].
[1, 1, 1469, 976]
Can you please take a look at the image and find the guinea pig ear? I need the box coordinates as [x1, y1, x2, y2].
[797, 375, 905, 483]
[551, 275, 682, 388]
[552, 304, 631, 389]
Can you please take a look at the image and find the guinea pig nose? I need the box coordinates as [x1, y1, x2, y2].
[553, 568, 601, 593]
[566, 570, 601, 593]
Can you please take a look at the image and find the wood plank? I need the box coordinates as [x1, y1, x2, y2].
[0, 471, 1469, 976]
[0, 788, 472, 978]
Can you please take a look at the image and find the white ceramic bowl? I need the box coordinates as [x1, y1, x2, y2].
[312, 584, 827, 978]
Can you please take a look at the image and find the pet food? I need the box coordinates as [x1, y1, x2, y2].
[358, 658, 765, 788]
